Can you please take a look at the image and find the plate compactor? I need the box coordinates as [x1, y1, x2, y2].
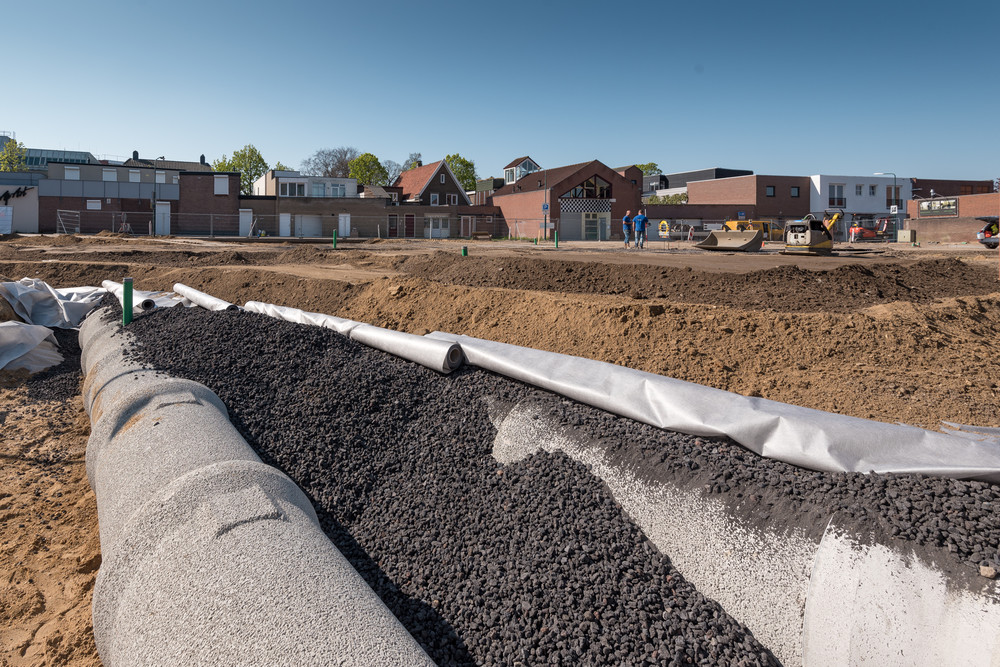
[782, 209, 843, 256]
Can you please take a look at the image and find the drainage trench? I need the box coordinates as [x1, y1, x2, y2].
[89, 295, 1000, 666]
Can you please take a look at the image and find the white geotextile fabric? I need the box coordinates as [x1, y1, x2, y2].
[244, 301, 362, 336]
[0, 321, 63, 372]
[427, 332, 1000, 483]
[173, 283, 239, 312]
[243, 301, 461, 374]
[102, 280, 187, 313]
[0, 278, 106, 327]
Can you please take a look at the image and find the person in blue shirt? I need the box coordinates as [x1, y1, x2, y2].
[622, 210, 633, 248]
[633, 209, 648, 249]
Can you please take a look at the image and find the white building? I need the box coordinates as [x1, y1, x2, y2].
[809, 174, 911, 238]
[252, 170, 358, 198]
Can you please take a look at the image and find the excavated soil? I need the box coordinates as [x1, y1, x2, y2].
[3, 234, 1000, 665]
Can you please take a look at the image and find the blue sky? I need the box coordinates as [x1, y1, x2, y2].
[7, 0, 998, 181]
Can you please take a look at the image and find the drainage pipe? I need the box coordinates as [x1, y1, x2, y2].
[244, 300, 462, 374]
[173, 283, 240, 311]
[100, 280, 158, 312]
[78, 308, 434, 666]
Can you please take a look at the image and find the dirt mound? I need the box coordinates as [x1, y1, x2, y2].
[398, 253, 998, 312]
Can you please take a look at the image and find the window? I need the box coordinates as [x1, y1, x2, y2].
[311, 182, 326, 197]
[766, 185, 775, 197]
[155, 171, 166, 184]
[447, 193, 458, 205]
[829, 184, 845, 207]
[563, 176, 611, 199]
[64, 166, 80, 180]
[102, 168, 117, 182]
[279, 182, 305, 197]
[86, 200, 101, 210]
[505, 168, 514, 183]
[214, 175, 229, 195]
[855, 184, 863, 196]
[869, 185, 877, 197]
[791, 186, 800, 198]
[430, 193, 439, 205]
[440, 173, 446, 184]
[129, 170, 141, 183]
[331, 183, 345, 197]
[885, 185, 901, 209]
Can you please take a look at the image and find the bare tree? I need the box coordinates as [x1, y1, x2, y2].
[402, 152, 422, 171]
[382, 159, 402, 185]
[300, 146, 360, 178]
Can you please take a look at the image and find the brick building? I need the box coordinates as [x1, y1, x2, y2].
[905, 192, 999, 243]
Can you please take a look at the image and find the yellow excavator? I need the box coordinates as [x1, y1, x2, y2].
[782, 209, 843, 255]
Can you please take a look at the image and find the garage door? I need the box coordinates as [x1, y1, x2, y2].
[298, 215, 323, 237]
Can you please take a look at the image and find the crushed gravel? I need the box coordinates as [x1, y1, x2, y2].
[119, 304, 779, 666]
[115, 301, 1000, 663]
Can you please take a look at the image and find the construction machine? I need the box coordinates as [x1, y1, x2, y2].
[782, 209, 843, 255]
[721, 219, 784, 241]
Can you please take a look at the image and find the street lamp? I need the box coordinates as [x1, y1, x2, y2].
[874, 172, 899, 236]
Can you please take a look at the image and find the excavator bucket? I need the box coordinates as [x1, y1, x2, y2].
[695, 229, 764, 252]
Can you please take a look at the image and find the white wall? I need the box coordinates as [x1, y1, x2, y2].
[809, 175, 912, 218]
[0, 186, 39, 233]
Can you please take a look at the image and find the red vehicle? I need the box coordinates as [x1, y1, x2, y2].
[849, 217, 894, 242]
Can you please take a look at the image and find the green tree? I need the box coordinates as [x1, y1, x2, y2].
[645, 192, 688, 205]
[212, 144, 270, 196]
[635, 162, 660, 176]
[445, 153, 477, 191]
[0, 139, 28, 172]
[349, 152, 389, 186]
[273, 161, 291, 172]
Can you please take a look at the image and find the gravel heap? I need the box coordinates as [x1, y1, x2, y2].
[21, 328, 82, 402]
[119, 305, 778, 666]
[116, 303, 1000, 664]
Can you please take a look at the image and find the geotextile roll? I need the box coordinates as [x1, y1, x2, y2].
[78, 307, 434, 666]
[243, 300, 462, 373]
[173, 283, 240, 311]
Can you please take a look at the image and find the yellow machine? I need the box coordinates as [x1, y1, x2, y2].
[782, 209, 843, 255]
[722, 219, 783, 241]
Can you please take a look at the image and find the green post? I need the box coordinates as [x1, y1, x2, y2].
[332, 229, 338, 249]
[122, 277, 133, 326]
[461, 245, 468, 257]
[554, 230, 559, 248]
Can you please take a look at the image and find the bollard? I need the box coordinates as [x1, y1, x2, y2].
[461, 246, 468, 257]
[554, 231, 559, 249]
[332, 230, 337, 249]
[122, 277, 133, 326]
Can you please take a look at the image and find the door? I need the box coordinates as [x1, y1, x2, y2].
[299, 215, 323, 237]
[387, 214, 398, 238]
[239, 209, 253, 236]
[338, 213, 350, 237]
[583, 212, 599, 240]
[279, 213, 291, 237]
[461, 216, 472, 236]
[155, 202, 170, 235]
[404, 214, 415, 237]
[598, 214, 609, 241]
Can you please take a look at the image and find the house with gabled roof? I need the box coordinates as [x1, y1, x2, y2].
[491, 159, 642, 241]
[392, 160, 471, 207]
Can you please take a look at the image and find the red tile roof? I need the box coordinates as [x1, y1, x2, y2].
[492, 161, 594, 198]
[392, 160, 443, 200]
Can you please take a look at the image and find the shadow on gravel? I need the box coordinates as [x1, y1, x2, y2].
[22, 328, 83, 401]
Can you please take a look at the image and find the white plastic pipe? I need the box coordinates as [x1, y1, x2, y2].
[173, 283, 240, 311]
[101, 280, 157, 312]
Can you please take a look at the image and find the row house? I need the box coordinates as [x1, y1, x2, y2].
[36, 156, 240, 235]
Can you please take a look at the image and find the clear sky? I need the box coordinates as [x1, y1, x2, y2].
[7, 0, 998, 181]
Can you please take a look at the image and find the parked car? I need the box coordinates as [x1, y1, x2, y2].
[976, 218, 999, 249]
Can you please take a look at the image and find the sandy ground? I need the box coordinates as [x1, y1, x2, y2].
[2, 233, 999, 665]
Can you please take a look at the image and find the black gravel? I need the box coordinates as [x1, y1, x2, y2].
[22, 327, 83, 402]
[116, 302, 1000, 663]
[118, 304, 779, 667]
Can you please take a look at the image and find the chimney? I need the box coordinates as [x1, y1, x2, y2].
[200, 154, 206, 165]
[132, 150, 139, 160]
[415, 160, 422, 167]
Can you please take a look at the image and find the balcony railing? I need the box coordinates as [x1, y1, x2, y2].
[829, 197, 846, 207]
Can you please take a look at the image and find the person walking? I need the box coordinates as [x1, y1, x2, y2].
[633, 209, 648, 249]
[622, 210, 633, 248]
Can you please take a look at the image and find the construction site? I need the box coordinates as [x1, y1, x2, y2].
[3, 233, 1000, 666]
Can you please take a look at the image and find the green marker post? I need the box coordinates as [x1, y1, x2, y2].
[554, 231, 559, 249]
[332, 230, 338, 249]
[122, 277, 133, 326]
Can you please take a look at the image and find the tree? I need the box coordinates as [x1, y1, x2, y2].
[0, 139, 28, 172]
[383, 159, 402, 185]
[212, 144, 272, 196]
[273, 161, 291, 172]
[445, 153, 477, 191]
[645, 192, 688, 205]
[402, 152, 422, 171]
[300, 147, 359, 178]
[349, 153, 389, 187]
[635, 162, 660, 176]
